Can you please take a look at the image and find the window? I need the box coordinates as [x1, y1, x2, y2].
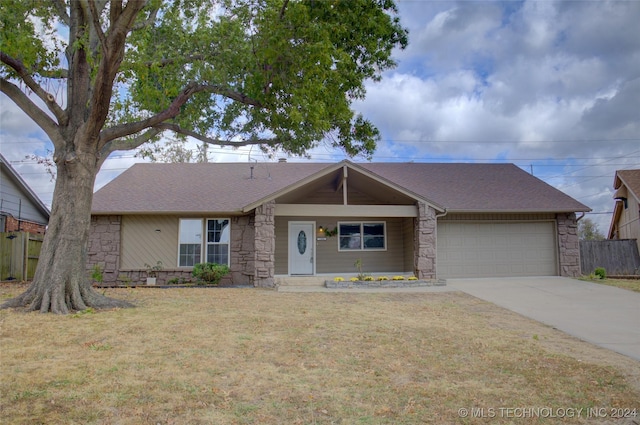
[206, 219, 230, 265]
[338, 222, 386, 251]
[179, 218, 230, 267]
[179, 219, 202, 267]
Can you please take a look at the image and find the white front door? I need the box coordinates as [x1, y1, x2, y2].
[289, 222, 315, 275]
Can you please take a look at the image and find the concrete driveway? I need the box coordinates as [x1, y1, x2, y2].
[447, 277, 640, 361]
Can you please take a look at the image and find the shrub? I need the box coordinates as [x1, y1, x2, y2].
[363, 276, 374, 281]
[333, 277, 345, 282]
[192, 263, 230, 285]
[377, 276, 389, 281]
[168, 277, 191, 285]
[407, 276, 418, 281]
[91, 264, 103, 284]
[350, 277, 359, 282]
[392, 276, 405, 281]
[594, 267, 606, 280]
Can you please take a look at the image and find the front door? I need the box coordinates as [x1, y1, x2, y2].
[289, 222, 315, 275]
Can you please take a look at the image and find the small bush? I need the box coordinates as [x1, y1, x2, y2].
[192, 263, 230, 285]
[594, 267, 606, 280]
[333, 277, 345, 282]
[392, 276, 406, 281]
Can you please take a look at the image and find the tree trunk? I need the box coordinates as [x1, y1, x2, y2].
[1, 151, 133, 313]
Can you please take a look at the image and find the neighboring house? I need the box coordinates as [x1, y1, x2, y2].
[0, 153, 50, 234]
[89, 160, 590, 286]
[608, 169, 640, 252]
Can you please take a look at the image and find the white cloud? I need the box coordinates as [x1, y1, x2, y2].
[2, 0, 639, 234]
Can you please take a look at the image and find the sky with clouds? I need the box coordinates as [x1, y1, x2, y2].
[1, 0, 639, 235]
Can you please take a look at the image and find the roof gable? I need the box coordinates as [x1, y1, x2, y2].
[614, 169, 640, 201]
[243, 160, 444, 212]
[0, 153, 50, 222]
[92, 161, 590, 215]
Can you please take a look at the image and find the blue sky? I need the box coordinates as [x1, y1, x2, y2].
[1, 0, 639, 235]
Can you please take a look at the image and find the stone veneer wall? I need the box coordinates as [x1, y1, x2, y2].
[87, 215, 121, 285]
[414, 203, 437, 279]
[253, 201, 276, 288]
[88, 215, 259, 286]
[557, 212, 581, 277]
[230, 215, 256, 285]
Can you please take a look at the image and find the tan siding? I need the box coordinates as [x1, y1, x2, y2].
[121, 216, 179, 269]
[274, 217, 289, 275]
[275, 216, 407, 274]
[618, 196, 640, 250]
[286, 183, 382, 205]
[293, 185, 343, 204]
[402, 217, 414, 271]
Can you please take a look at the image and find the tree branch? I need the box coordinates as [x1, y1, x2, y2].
[84, 0, 146, 139]
[99, 127, 162, 161]
[279, 0, 289, 20]
[153, 123, 280, 148]
[99, 82, 263, 144]
[0, 78, 64, 149]
[0, 51, 67, 125]
[52, 0, 70, 26]
[133, 5, 159, 31]
[83, 0, 109, 54]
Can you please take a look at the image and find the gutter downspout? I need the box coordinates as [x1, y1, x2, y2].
[576, 212, 585, 222]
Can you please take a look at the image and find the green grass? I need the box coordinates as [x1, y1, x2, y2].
[581, 277, 640, 293]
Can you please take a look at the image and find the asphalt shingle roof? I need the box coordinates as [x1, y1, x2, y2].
[91, 161, 590, 214]
[614, 169, 640, 200]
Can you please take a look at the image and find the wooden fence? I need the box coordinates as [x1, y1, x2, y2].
[580, 239, 640, 276]
[0, 232, 44, 281]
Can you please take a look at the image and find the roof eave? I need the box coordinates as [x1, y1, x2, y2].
[241, 162, 347, 212]
[0, 153, 51, 218]
[242, 160, 446, 213]
[615, 173, 640, 202]
[91, 210, 247, 216]
[607, 200, 624, 239]
[444, 207, 592, 214]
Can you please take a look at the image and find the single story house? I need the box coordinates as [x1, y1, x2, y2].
[608, 169, 640, 252]
[89, 160, 590, 286]
[0, 153, 50, 234]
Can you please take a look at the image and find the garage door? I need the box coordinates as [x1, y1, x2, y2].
[437, 222, 557, 278]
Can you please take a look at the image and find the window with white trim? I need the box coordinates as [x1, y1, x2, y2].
[178, 218, 230, 267]
[338, 222, 386, 251]
[206, 219, 230, 265]
[179, 219, 202, 267]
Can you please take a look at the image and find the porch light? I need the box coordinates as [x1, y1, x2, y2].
[317, 226, 325, 238]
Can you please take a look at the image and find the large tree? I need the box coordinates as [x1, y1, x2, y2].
[578, 218, 605, 241]
[0, 0, 407, 313]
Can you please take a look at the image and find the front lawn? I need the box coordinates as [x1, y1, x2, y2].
[1, 283, 638, 424]
[581, 277, 640, 293]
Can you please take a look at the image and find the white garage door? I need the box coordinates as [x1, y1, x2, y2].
[437, 222, 558, 278]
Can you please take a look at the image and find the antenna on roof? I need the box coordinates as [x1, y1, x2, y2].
[249, 158, 257, 179]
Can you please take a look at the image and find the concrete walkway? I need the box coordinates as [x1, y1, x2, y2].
[447, 277, 640, 361]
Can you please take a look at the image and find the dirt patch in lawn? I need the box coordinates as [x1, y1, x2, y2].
[1, 282, 639, 424]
